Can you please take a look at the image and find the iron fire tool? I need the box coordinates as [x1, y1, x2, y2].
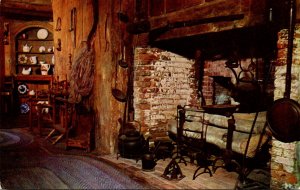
[161, 106, 187, 181]
[201, 105, 240, 173]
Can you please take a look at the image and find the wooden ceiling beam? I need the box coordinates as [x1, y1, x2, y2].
[0, 2, 53, 21]
[129, 0, 267, 42]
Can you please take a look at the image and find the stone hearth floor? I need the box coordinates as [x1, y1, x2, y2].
[97, 155, 239, 189]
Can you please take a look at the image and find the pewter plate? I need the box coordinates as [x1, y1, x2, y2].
[37, 29, 48, 39]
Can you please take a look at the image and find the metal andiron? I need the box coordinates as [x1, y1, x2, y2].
[161, 158, 185, 181]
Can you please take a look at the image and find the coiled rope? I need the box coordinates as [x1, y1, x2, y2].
[68, 43, 95, 103]
[68, 0, 98, 104]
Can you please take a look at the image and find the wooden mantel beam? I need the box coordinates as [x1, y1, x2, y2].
[0, 2, 53, 21]
[128, 0, 267, 42]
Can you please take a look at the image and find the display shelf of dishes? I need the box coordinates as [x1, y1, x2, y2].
[18, 28, 52, 40]
[17, 82, 51, 114]
[15, 28, 54, 114]
[16, 28, 54, 76]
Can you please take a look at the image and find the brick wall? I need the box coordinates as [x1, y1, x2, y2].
[270, 25, 300, 189]
[133, 47, 265, 133]
[133, 47, 198, 132]
[202, 58, 265, 105]
[202, 60, 233, 105]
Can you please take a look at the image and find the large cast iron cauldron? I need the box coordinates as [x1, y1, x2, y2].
[118, 120, 147, 159]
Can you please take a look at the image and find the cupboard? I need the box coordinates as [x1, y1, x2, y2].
[14, 27, 54, 114]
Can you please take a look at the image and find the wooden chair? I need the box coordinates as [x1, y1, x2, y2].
[0, 76, 15, 114]
[28, 89, 53, 136]
[45, 98, 74, 144]
[28, 76, 70, 140]
[65, 104, 95, 152]
[44, 78, 72, 144]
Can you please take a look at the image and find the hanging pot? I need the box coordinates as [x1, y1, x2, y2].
[267, 0, 300, 143]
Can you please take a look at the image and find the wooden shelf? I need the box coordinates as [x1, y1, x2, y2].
[16, 51, 54, 54]
[15, 75, 53, 81]
[14, 27, 54, 114]
[16, 64, 54, 67]
[18, 95, 48, 99]
[17, 39, 53, 41]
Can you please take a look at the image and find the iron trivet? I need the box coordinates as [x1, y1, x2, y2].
[161, 159, 185, 181]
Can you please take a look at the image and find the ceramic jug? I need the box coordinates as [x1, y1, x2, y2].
[47, 47, 53, 52]
[40, 62, 50, 75]
[51, 56, 54, 65]
[29, 90, 35, 96]
[29, 56, 37, 64]
[23, 44, 32, 52]
[22, 67, 31, 75]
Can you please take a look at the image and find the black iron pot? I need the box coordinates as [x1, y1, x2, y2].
[231, 81, 262, 112]
[142, 153, 156, 171]
[118, 134, 145, 158]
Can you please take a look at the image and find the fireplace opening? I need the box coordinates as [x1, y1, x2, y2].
[211, 76, 232, 105]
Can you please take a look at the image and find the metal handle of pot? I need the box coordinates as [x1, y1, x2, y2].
[126, 120, 142, 133]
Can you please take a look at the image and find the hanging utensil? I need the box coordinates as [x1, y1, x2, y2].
[112, 0, 129, 102]
[55, 17, 62, 31]
[267, 0, 300, 143]
[56, 39, 61, 51]
[112, 68, 128, 102]
[118, 46, 128, 68]
[69, 8, 77, 48]
[112, 54, 127, 102]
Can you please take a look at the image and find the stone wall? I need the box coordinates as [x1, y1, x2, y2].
[270, 25, 300, 189]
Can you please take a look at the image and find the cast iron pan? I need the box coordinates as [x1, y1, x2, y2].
[267, 98, 300, 142]
[267, 0, 300, 143]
